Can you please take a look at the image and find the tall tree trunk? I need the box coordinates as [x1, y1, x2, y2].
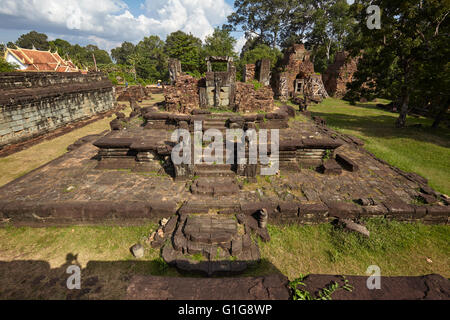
[326, 39, 331, 62]
[396, 62, 411, 128]
[396, 86, 410, 128]
[432, 103, 449, 129]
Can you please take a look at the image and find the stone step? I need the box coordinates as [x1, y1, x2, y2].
[208, 113, 234, 119]
[191, 177, 240, 196]
[195, 163, 234, 171]
[179, 199, 241, 215]
[194, 170, 236, 178]
[202, 125, 228, 132]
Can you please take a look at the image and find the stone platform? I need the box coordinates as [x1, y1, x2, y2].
[124, 274, 450, 300]
[126, 274, 290, 300]
[0, 108, 448, 226]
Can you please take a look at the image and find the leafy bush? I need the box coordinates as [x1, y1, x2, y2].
[0, 57, 16, 72]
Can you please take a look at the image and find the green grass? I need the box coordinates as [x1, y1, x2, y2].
[0, 218, 447, 282]
[259, 219, 450, 280]
[308, 98, 450, 195]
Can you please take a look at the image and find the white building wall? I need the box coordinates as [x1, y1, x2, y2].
[5, 53, 27, 70]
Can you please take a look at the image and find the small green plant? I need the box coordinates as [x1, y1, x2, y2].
[323, 149, 333, 160]
[152, 257, 169, 275]
[290, 275, 313, 300]
[250, 80, 263, 91]
[290, 275, 353, 300]
[411, 196, 427, 206]
[190, 253, 205, 261]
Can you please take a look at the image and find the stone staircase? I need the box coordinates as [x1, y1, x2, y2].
[191, 177, 240, 197]
[194, 163, 236, 178]
[201, 115, 229, 133]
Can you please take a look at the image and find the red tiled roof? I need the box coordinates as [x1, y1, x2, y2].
[6, 47, 82, 73]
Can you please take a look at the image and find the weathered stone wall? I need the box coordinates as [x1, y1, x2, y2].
[164, 74, 200, 114]
[322, 52, 358, 98]
[272, 72, 289, 101]
[234, 82, 275, 113]
[243, 64, 256, 82]
[282, 44, 315, 96]
[0, 72, 115, 148]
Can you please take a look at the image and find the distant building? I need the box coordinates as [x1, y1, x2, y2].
[4, 46, 86, 73]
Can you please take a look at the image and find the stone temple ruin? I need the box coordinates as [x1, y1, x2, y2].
[0, 45, 449, 278]
[200, 56, 236, 109]
[272, 44, 328, 106]
[322, 51, 359, 98]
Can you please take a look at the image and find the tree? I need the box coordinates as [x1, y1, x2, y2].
[203, 27, 237, 58]
[135, 35, 168, 81]
[228, 0, 353, 72]
[49, 39, 72, 56]
[347, 0, 449, 127]
[228, 0, 295, 49]
[202, 27, 238, 72]
[15, 31, 49, 50]
[84, 45, 112, 65]
[305, 0, 353, 72]
[111, 42, 136, 65]
[0, 56, 16, 72]
[164, 31, 202, 76]
[239, 36, 265, 58]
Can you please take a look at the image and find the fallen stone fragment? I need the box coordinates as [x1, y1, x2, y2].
[131, 244, 144, 259]
[335, 153, 359, 172]
[321, 159, 342, 175]
[340, 219, 370, 237]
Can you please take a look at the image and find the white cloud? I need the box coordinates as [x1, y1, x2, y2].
[234, 35, 247, 55]
[0, 0, 233, 51]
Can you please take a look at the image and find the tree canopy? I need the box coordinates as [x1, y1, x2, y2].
[164, 31, 203, 76]
[15, 31, 50, 50]
[346, 0, 449, 127]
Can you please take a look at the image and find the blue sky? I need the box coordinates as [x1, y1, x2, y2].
[0, 0, 353, 53]
[0, 0, 240, 52]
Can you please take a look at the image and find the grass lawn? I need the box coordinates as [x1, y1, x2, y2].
[308, 98, 450, 195]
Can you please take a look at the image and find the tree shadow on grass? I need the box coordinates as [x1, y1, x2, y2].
[310, 108, 450, 149]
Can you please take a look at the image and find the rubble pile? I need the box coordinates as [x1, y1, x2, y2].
[234, 82, 275, 113]
[164, 75, 200, 114]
